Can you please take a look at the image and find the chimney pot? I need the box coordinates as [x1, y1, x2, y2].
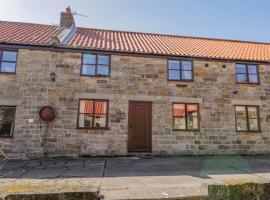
[60, 6, 75, 28]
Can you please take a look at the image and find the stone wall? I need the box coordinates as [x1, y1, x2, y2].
[0, 48, 270, 159]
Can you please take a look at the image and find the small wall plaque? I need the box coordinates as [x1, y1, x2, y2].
[115, 109, 125, 119]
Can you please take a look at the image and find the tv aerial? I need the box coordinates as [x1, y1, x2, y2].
[71, 11, 88, 18]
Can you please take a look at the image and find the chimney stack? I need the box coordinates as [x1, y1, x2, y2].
[60, 6, 75, 28]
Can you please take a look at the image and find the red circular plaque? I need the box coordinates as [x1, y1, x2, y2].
[39, 106, 56, 122]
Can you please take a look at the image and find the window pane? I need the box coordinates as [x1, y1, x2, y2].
[98, 55, 109, 65]
[236, 64, 247, 73]
[187, 104, 198, 115]
[0, 107, 16, 121]
[187, 104, 198, 129]
[1, 62, 16, 72]
[236, 74, 247, 83]
[168, 60, 180, 70]
[79, 114, 93, 128]
[173, 104, 185, 117]
[168, 70, 180, 80]
[2, 51, 17, 62]
[97, 65, 109, 76]
[181, 61, 192, 70]
[182, 70, 192, 80]
[79, 100, 94, 114]
[82, 65, 95, 75]
[174, 117, 186, 130]
[235, 106, 247, 131]
[248, 65, 257, 74]
[248, 119, 259, 131]
[173, 104, 186, 130]
[95, 101, 107, 115]
[236, 118, 247, 131]
[235, 106, 246, 116]
[83, 54, 96, 64]
[187, 116, 198, 129]
[247, 107, 258, 119]
[94, 115, 106, 128]
[0, 122, 13, 136]
[249, 75, 258, 83]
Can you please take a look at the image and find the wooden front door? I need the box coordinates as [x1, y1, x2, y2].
[128, 101, 152, 152]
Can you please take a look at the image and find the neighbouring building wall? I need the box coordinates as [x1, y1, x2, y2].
[1, 48, 270, 159]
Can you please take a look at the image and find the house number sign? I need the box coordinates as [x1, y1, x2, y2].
[115, 109, 125, 119]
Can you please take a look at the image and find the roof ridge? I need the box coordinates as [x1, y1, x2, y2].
[0, 20, 59, 28]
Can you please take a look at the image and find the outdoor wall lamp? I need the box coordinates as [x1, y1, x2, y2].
[50, 72, 56, 82]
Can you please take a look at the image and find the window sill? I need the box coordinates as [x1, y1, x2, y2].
[168, 79, 194, 82]
[0, 135, 13, 138]
[0, 72, 16, 75]
[236, 130, 261, 133]
[80, 74, 110, 78]
[236, 82, 260, 85]
[77, 127, 110, 130]
[173, 129, 199, 132]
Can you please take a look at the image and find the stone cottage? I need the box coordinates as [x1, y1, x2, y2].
[1, 7, 270, 159]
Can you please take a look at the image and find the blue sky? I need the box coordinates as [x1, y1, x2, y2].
[0, 0, 269, 42]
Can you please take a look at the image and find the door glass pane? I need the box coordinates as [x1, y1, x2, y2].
[236, 64, 247, 73]
[248, 65, 257, 74]
[181, 61, 192, 70]
[237, 74, 247, 83]
[235, 106, 247, 131]
[2, 51, 17, 62]
[0, 122, 13, 136]
[98, 55, 109, 65]
[94, 115, 106, 128]
[182, 70, 192, 80]
[169, 70, 180, 80]
[168, 60, 180, 70]
[83, 54, 96, 64]
[82, 65, 95, 75]
[249, 75, 258, 83]
[97, 65, 109, 76]
[1, 62, 16, 72]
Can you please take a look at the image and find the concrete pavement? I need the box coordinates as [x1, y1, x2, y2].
[1, 155, 270, 199]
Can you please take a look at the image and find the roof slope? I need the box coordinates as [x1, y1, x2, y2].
[1, 21, 270, 62]
[0, 21, 63, 45]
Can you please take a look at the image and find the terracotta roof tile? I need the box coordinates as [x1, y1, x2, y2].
[0, 21, 63, 45]
[1, 21, 270, 62]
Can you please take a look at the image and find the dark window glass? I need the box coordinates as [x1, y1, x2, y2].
[81, 53, 110, 76]
[173, 103, 199, 130]
[78, 100, 108, 129]
[0, 106, 16, 137]
[235, 105, 260, 132]
[0, 50, 17, 73]
[236, 64, 259, 84]
[168, 60, 193, 81]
